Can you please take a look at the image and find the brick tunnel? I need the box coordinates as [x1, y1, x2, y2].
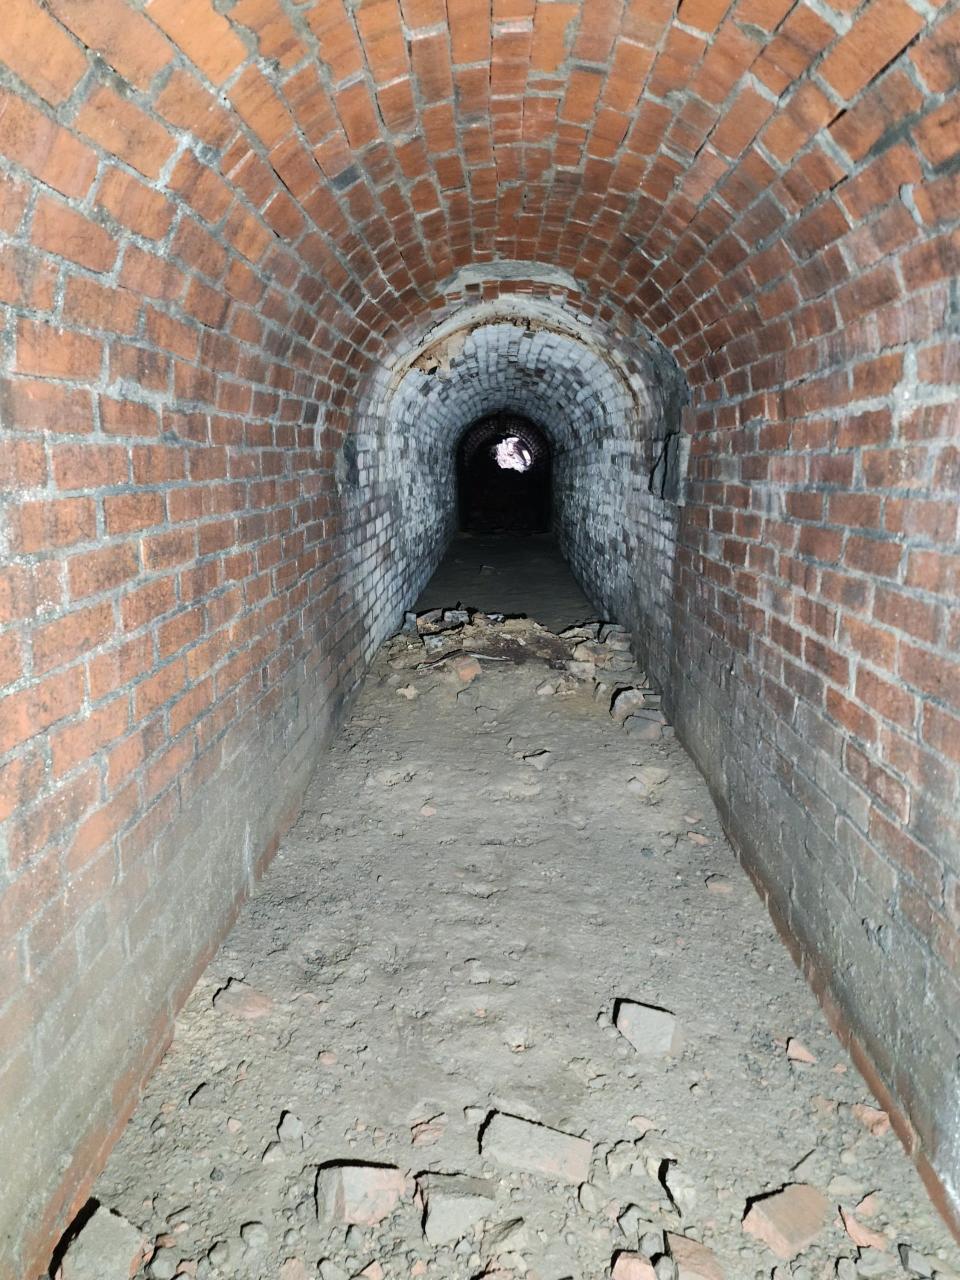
[0, 0, 958, 1275]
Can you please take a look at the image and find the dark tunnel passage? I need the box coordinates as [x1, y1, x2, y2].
[457, 414, 552, 535]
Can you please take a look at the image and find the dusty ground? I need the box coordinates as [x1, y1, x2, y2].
[414, 534, 593, 632]
[85, 593, 959, 1280]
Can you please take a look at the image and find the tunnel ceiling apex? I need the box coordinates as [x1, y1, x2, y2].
[0, 0, 943, 409]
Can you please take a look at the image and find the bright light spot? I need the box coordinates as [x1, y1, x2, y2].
[494, 436, 533, 472]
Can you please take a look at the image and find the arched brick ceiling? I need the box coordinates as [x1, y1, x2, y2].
[3, 0, 954, 414]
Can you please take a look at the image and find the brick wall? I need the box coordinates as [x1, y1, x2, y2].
[366, 314, 685, 674]
[0, 0, 958, 1271]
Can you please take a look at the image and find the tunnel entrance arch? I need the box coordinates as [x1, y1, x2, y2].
[456, 414, 551, 534]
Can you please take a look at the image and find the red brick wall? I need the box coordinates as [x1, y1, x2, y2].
[0, 0, 957, 1271]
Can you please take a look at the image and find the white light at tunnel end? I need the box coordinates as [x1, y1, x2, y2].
[494, 436, 533, 472]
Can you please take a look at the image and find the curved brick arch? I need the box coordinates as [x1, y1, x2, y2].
[457, 415, 551, 471]
[0, 0, 958, 1271]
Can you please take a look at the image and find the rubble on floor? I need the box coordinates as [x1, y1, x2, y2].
[74, 607, 959, 1280]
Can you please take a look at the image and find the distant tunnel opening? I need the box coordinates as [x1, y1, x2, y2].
[457, 414, 551, 534]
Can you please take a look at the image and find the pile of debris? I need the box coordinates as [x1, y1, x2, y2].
[380, 608, 670, 742]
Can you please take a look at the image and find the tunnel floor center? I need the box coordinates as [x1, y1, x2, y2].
[87, 543, 958, 1280]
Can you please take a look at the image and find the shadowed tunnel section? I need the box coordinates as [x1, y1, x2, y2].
[0, 0, 958, 1270]
[457, 415, 551, 534]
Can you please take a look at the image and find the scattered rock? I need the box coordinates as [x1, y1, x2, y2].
[579, 1183, 603, 1213]
[212, 979, 274, 1019]
[898, 1243, 936, 1276]
[147, 1248, 179, 1279]
[450, 654, 482, 683]
[483, 1217, 529, 1254]
[614, 1000, 682, 1057]
[786, 1039, 817, 1065]
[59, 1206, 148, 1280]
[839, 1207, 887, 1251]
[850, 1104, 890, 1137]
[611, 688, 648, 723]
[855, 1247, 897, 1275]
[523, 749, 553, 771]
[315, 1163, 406, 1226]
[480, 1112, 592, 1185]
[278, 1111, 304, 1152]
[279, 1260, 310, 1280]
[567, 659, 597, 680]
[410, 1113, 447, 1146]
[318, 1261, 349, 1280]
[623, 715, 663, 742]
[666, 1232, 725, 1279]
[418, 1173, 497, 1245]
[742, 1183, 829, 1259]
[612, 1252, 657, 1278]
[662, 1163, 697, 1216]
[240, 1221, 268, 1250]
[704, 875, 732, 894]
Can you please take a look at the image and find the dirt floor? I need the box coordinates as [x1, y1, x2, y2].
[414, 534, 593, 632]
[78, 550, 959, 1280]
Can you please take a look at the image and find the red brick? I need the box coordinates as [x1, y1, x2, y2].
[844, 535, 903, 579]
[75, 85, 176, 179]
[33, 603, 115, 675]
[0, 0, 88, 105]
[96, 168, 176, 239]
[52, 444, 129, 492]
[855, 668, 916, 730]
[68, 544, 140, 601]
[0, 440, 47, 490]
[0, 668, 84, 754]
[87, 632, 152, 701]
[63, 277, 141, 336]
[100, 398, 161, 439]
[51, 698, 129, 777]
[922, 703, 960, 766]
[0, 380, 93, 434]
[134, 657, 187, 718]
[911, 7, 960, 92]
[15, 321, 103, 381]
[167, 152, 232, 225]
[0, 90, 99, 198]
[146, 0, 249, 85]
[13, 498, 96, 553]
[900, 645, 960, 712]
[120, 578, 177, 631]
[154, 69, 235, 145]
[31, 197, 118, 274]
[913, 96, 960, 168]
[104, 492, 166, 535]
[0, 632, 24, 687]
[48, 0, 174, 89]
[819, 0, 924, 99]
[69, 783, 140, 871]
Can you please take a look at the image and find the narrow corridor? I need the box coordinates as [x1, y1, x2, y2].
[83, 581, 958, 1280]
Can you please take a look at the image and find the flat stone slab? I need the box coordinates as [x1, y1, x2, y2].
[480, 1112, 592, 1185]
[418, 1173, 496, 1244]
[315, 1163, 406, 1226]
[614, 999, 682, 1056]
[59, 1206, 147, 1280]
[742, 1183, 829, 1259]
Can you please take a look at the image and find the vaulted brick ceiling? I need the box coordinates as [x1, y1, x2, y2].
[3, 0, 955, 416]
